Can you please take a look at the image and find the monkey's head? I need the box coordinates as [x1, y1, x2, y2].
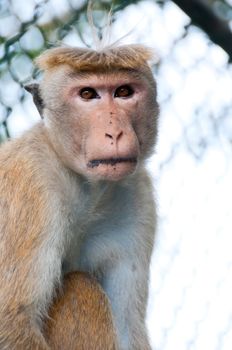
[27, 45, 159, 182]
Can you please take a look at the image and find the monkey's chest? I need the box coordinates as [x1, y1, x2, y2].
[63, 226, 119, 275]
[62, 204, 134, 276]
[62, 182, 136, 275]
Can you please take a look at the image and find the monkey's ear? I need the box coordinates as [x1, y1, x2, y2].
[24, 83, 44, 119]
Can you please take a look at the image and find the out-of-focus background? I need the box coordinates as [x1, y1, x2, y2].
[1, 0, 232, 349]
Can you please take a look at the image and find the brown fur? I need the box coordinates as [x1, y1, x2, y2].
[0, 132, 53, 349]
[45, 272, 118, 350]
[35, 45, 155, 72]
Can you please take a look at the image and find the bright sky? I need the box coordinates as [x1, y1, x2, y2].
[2, 1, 232, 349]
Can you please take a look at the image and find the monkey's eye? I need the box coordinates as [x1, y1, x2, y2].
[114, 85, 134, 98]
[79, 87, 99, 100]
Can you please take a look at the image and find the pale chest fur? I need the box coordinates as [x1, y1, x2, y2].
[62, 178, 141, 275]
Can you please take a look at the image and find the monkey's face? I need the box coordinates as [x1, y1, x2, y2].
[42, 68, 158, 182]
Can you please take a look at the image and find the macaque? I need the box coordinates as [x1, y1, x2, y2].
[0, 44, 158, 349]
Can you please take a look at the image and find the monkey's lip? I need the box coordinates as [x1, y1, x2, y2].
[87, 157, 137, 168]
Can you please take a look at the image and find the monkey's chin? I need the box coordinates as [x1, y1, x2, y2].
[86, 159, 137, 182]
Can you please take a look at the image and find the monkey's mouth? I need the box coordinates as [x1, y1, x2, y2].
[87, 157, 137, 168]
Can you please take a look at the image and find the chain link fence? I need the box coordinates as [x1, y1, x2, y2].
[1, 1, 232, 349]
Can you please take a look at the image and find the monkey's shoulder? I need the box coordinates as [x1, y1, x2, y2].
[0, 124, 60, 208]
[0, 123, 59, 182]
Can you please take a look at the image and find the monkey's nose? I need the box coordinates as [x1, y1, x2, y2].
[105, 131, 123, 141]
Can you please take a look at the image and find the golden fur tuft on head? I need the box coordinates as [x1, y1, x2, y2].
[35, 44, 155, 73]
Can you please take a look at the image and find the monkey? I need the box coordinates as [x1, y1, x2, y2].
[0, 44, 158, 349]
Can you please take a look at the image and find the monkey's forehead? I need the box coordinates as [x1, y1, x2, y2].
[40, 66, 156, 93]
[66, 69, 144, 82]
[35, 45, 155, 72]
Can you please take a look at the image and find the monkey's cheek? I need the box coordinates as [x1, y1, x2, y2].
[87, 162, 137, 181]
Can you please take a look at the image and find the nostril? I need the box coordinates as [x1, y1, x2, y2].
[117, 131, 123, 141]
[105, 133, 113, 139]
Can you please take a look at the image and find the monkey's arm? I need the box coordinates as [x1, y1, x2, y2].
[0, 141, 63, 349]
[45, 272, 118, 350]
